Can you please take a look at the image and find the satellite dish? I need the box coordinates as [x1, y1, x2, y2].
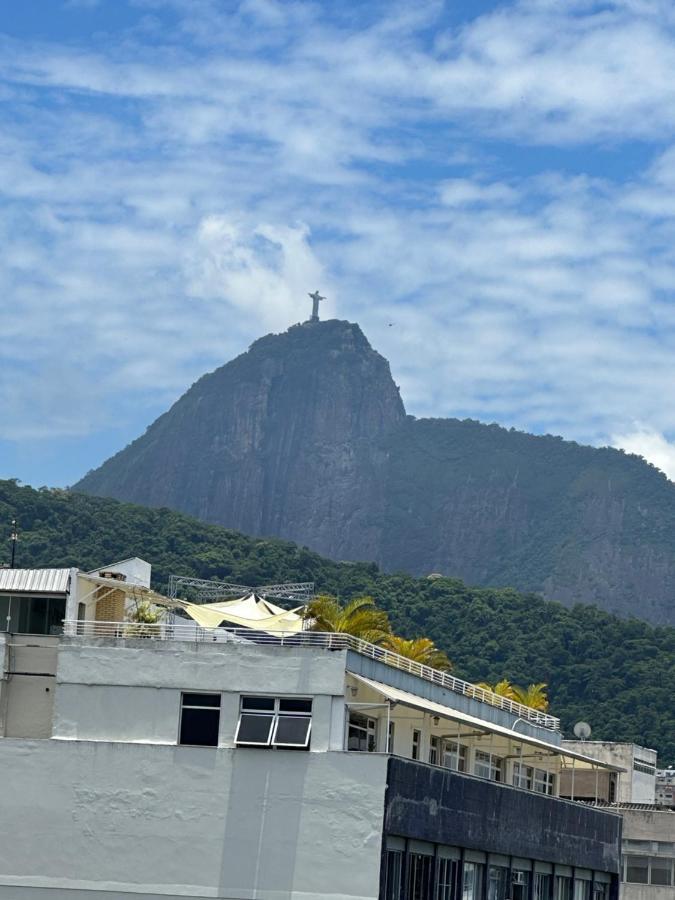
[573, 721, 592, 740]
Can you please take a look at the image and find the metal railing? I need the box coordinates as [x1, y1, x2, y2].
[62, 619, 560, 731]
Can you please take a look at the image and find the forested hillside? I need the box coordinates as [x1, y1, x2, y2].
[2, 479, 674, 763]
[76, 320, 675, 626]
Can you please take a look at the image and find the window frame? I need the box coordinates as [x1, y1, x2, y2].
[178, 691, 222, 748]
[235, 695, 312, 750]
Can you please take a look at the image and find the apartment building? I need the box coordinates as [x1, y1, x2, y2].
[0, 562, 623, 900]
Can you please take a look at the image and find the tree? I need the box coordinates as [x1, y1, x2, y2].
[381, 635, 452, 671]
[512, 682, 549, 711]
[304, 595, 391, 643]
[476, 679, 517, 699]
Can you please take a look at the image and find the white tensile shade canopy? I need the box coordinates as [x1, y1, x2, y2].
[157, 592, 305, 633]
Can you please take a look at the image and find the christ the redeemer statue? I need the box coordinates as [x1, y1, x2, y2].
[308, 290, 325, 322]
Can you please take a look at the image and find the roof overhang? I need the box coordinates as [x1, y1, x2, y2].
[349, 674, 624, 772]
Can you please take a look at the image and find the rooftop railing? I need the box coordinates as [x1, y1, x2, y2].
[62, 619, 560, 731]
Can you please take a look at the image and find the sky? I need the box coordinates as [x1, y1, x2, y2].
[3, 0, 675, 487]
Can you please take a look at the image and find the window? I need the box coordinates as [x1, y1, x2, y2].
[592, 885, 608, 900]
[650, 857, 673, 886]
[573, 878, 591, 900]
[462, 862, 484, 900]
[533, 768, 555, 795]
[429, 735, 440, 766]
[555, 875, 573, 900]
[624, 856, 648, 884]
[442, 739, 467, 772]
[179, 692, 221, 747]
[407, 850, 433, 900]
[383, 849, 403, 900]
[533, 873, 552, 900]
[412, 729, 421, 760]
[235, 696, 312, 749]
[388, 721, 395, 754]
[437, 857, 459, 900]
[487, 865, 509, 900]
[348, 711, 377, 751]
[512, 762, 533, 790]
[474, 750, 504, 782]
[512, 870, 530, 900]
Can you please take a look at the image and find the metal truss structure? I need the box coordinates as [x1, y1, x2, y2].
[168, 575, 314, 606]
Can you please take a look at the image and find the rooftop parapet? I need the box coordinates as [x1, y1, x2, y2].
[62, 618, 561, 731]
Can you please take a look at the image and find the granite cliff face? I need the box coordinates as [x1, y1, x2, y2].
[76, 319, 675, 625]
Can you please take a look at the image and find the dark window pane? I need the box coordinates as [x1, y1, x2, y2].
[179, 707, 219, 746]
[182, 693, 221, 708]
[384, 849, 402, 900]
[626, 857, 649, 884]
[274, 715, 311, 747]
[241, 696, 275, 711]
[236, 713, 274, 745]
[279, 697, 312, 713]
[649, 858, 672, 886]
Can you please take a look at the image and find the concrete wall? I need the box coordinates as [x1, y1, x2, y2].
[562, 742, 657, 803]
[53, 639, 349, 751]
[384, 757, 622, 873]
[0, 740, 387, 900]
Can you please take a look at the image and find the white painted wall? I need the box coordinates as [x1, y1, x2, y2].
[0, 740, 387, 900]
[53, 640, 349, 751]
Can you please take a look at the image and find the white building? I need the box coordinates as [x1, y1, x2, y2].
[0, 562, 624, 900]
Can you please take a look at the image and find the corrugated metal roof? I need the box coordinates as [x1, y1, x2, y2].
[0, 568, 71, 594]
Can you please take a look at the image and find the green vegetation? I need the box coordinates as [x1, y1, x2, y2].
[2, 478, 674, 763]
[305, 595, 391, 644]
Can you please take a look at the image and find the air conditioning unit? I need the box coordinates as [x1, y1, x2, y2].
[512, 872, 527, 885]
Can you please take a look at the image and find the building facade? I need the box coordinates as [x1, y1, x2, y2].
[0, 563, 624, 900]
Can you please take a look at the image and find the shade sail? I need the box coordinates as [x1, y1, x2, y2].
[155, 592, 305, 633]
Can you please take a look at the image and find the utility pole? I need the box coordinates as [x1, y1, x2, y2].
[9, 518, 17, 569]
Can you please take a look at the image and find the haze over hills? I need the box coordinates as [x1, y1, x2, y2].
[76, 319, 675, 626]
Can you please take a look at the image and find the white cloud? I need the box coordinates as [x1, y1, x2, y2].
[612, 426, 675, 481]
[4, 1, 675, 476]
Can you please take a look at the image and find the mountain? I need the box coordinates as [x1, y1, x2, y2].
[76, 319, 675, 626]
[2, 479, 674, 764]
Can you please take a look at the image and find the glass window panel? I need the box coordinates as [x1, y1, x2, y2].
[278, 697, 312, 713]
[384, 849, 403, 900]
[183, 693, 221, 708]
[241, 696, 275, 711]
[429, 735, 440, 766]
[512, 870, 530, 900]
[488, 865, 509, 900]
[179, 707, 220, 746]
[555, 876, 573, 900]
[573, 879, 591, 900]
[513, 763, 533, 790]
[437, 857, 458, 900]
[236, 712, 274, 745]
[0, 596, 9, 632]
[412, 730, 421, 760]
[649, 857, 672, 886]
[273, 715, 311, 747]
[534, 873, 552, 900]
[463, 862, 484, 900]
[407, 851, 433, 900]
[625, 856, 649, 884]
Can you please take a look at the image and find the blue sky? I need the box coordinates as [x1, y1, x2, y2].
[3, 0, 675, 487]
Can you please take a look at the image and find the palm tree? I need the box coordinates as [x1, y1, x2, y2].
[512, 683, 549, 711]
[304, 595, 392, 643]
[476, 679, 517, 700]
[381, 635, 452, 671]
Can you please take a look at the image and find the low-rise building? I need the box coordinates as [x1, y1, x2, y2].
[0, 564, 624, 900]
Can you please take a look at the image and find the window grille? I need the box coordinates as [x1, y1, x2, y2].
[235, 696, 312, 749]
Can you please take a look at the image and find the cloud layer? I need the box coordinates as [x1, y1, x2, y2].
[3, 0, 675, 483]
